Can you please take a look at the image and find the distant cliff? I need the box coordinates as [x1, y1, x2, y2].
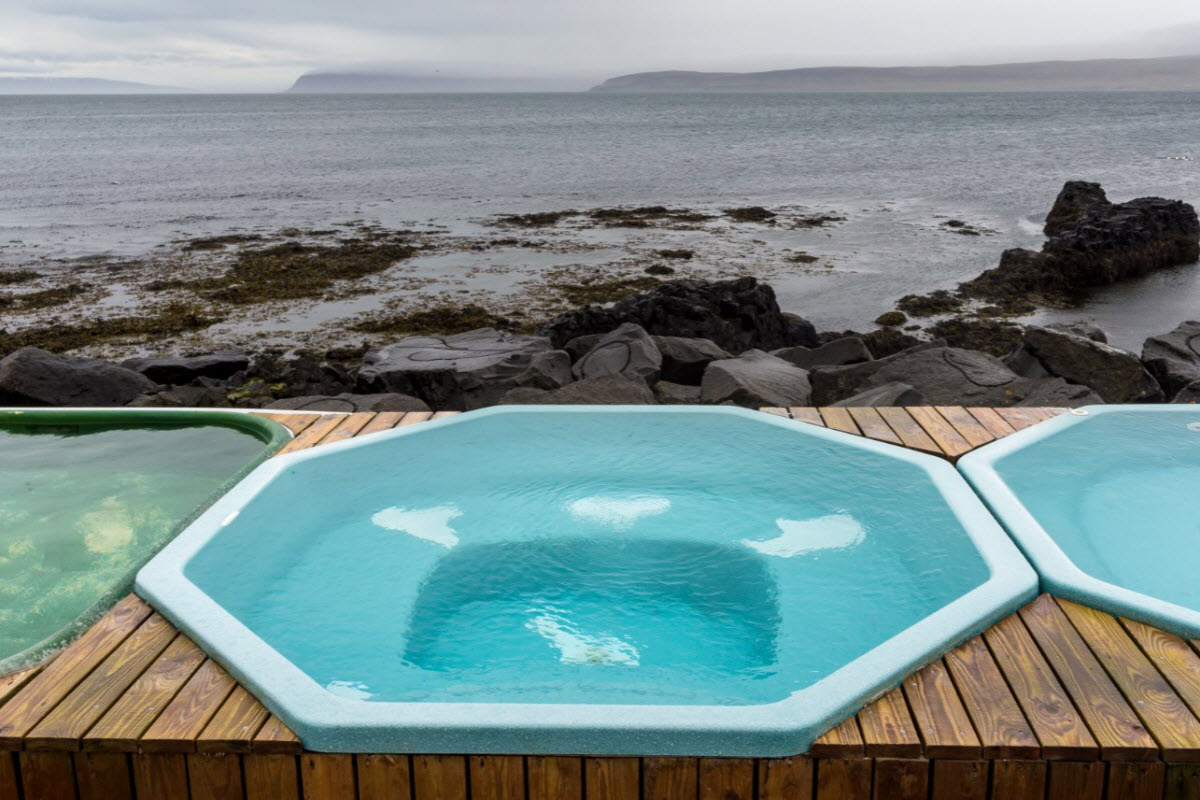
[591, 55, 1200, 93]
[287, 73, 585, 93]
[0, 77, 186, 95]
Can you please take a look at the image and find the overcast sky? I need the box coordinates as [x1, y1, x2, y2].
[2, 0, 1199, 91]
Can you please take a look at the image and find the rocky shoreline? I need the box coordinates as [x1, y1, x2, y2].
[1, 182, 1198, 411]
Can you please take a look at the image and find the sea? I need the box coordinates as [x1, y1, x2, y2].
[1, 91, 1198, 350]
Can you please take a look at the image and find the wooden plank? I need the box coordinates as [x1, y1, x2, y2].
[528, 757, 581, 800]
[316, 412, 376, 445]
[965, 407, 1016, 438]
[943, 636, 1039, 759]
[0, 753, 18, 800]
[758, 756, 813, 800]
[1029, 407, 1068, 421]
[788, 407, 825, 427]
[254, 411, 318, 436]
[817, 407, 861, 436]
[74, 752, 133, 800]
[27, 613, 177, 750]
[84, 635, 206, 751]
[990, 760, 1046, 800]
[644, 756, 697, 800]
[140, 659, 237, 753]
[253, 714, 302, 755]
[1123, 617, 1200, 719]
[19, 751, 77, 800]
[358, 411, 408, 435]
[906, 407, 973, 459]
[1019, 595, 1158, 760]
[814, 759, 871, 800]
[413, 755, 468, 800]
[875, 407, 942, 455]
[994, 408, 1043, 431]
[901, 660, 981, 759]
[430, 411, 460, 420]
[1058, 598, 1200, 761]
[809, 716, 864, 758]
[195, 685, 270, 753]
[0, 595, 151, 749]
[871, 759, 927, 800]
[857, 688, 922, 758]
[585, 758, 640, 800]
[471, 756, 525, 800]
[983, 614, 1099, 760]
[700, 758, 753, 800]
[245, 754, 301, 800]
[0, 668, 39, 706]
[188, 752, 244, 800]
[846, 407, 903, 445]
[1046, 762, 1105, 800]
[358, 754, 412, 800]
[929, 760, 987, 800]
[1164, 764, 1200, 800]
[397, 411, 434, 427]
[274, 413, 348, 455]
[301, 753, 356, 800]
[934, 406, 995, 448]
[1107, 762, 1166, 800]
[760, 407, 789, 417]
[131, 753, 189, 800]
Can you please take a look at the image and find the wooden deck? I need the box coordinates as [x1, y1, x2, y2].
[3, 406, 1200, 800]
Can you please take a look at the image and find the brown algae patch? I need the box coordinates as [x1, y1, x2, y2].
[352, 304, 526, 336]
[0, 302, 225, 353]
[0, 269, 42, 286]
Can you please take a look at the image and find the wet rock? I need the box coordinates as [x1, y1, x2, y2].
[653, 381, 702, 405]
[127, 384, 232, 408]
[235, 351, 352, 397]
[700, 350, 812, 408]
[773, 337, 872, 371]
[724, 206, 776, 223]
[859, 346, 1102, 407]
[1046, 321, 1107, 343]
[926, 318, 1024, 358]
[1141, 320, 1200, 398]
[540, 277, 818, 354]
[573, 323, 662, 383]
[1170, 380, 1200, 404]
[121, 351, 250, 385]
[514, 350, 573, 391]
[266, 393, 431, 413]
[501, 374, 657, 405]
[1009, 326, 1162, 403]
[1043, 180, 1110, 237]
[356, 328, 559, 410]
[652, 336, 731, 385]
[832, 382, 925, 407]
[563, 334, 605, 363]
[875, 311, 907, 326]
[0, 348, 158, 406]
[809, 340, 946, 405]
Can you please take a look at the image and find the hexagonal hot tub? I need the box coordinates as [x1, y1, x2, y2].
[137, 407, 1035, 756]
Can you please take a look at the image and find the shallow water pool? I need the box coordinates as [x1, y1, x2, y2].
[0, 409, 287, 672]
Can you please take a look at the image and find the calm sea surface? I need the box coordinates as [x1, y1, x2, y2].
[1, 92, 1198, 348]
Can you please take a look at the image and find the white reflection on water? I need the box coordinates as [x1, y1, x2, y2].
[742, 514, 866, 557]
[525, 609, 640, 666]
[566, 495, 671, 531]
[326, 680, 374, 700]
[371, 505, 462, 548]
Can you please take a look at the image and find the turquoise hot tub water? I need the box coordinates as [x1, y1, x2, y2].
[138, 406, 1035, 755]
[0, 409, 288, 673]
[960, 405, 1200, 639]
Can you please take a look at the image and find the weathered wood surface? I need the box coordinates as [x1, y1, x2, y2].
[4, 406, 1198, 800]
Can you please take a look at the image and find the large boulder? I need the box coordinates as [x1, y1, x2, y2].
[1043, 180, 1110, 236]
[0, 348, 158, 406]
[1141, 320, 1200, 398]
[127, 382, 231, 407]
[809, 340, 946, 405]
[832, 382, 925, 407]
[266, 393, 431, 412]
[355, 329, 568, 410]
[573, 323, 662, 383]
[1008, 326, 1162, 403]
[501, 375, 657, 405]
[653, 381, 702, 405]
[540, 277, 818, 353]
[773, 337, 872, 371]
[121, 351, 249, 385]
[700, 350, 812, 408]
[1046, 321, 1107, 343]
[652, 336, 731, 384]
[1170, 380, 1200, 404]
[860, 346, 1102, 407]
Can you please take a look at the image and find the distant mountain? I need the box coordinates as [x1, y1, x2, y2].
[0, 77, 187, 95]
[591, 55, 1200, 93]
[287, 72, 586, 93]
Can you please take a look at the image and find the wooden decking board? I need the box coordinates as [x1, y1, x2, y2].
[845, 407, 902, 445]
[965, 407, 1017, 438]
[901, 660, 981, 759]
[942, 636, 1040, 759]
[139, 659, 237, 753]
[274, 413, 347, 455]
[1121, 617, 1200, 721]
[195, 685, 271, 753]
[906, 407, 973, 459]
[857, 688, 923, 758]
[810, 717, 864, 758]
[698, 758, 754, 800]
[397, 410, 434, 427]
[0, 669, 38, 707]
[528, 756, 582, 800]
[256, 411, 319, 437]
[874, 407, 941, 455]
[993, 408, 1044, 431]
[816, 407, 860, 435]
[933, 406, 995, 448]
[787, 407, 825, 426]
[357, 411, 407, 435]
[318, 411, 377, 445]
[253, 714, 302, 755]
[643, 756, 697, 800]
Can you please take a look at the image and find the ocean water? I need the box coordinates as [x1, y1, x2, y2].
[184, 409, 991, 705]
[1, 92, 1198, 348]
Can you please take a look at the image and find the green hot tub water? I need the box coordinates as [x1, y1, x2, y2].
[0, 410, 288, 673]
